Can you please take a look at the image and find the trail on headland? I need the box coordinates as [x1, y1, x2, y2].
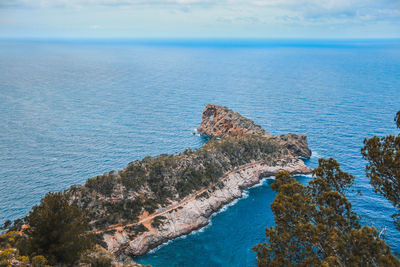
[104, 160, 265, 234]
[67, 104, 311, 257]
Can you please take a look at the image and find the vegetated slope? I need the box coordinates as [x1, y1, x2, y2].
[65, 104, 311, 257]
[67, 135, 290, 232]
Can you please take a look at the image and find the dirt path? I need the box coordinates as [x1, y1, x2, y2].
[138, 211, 157, 235]
[104, 160, 264, 234]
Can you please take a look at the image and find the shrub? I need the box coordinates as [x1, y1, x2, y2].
[18, 192, 95, 265]
[31, 255, 48, 267]
[86, 172, 117, 197]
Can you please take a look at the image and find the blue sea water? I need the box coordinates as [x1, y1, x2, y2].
[0, 39, 399, 266]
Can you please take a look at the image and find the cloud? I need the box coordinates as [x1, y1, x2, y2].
[2, 0, 399, 14]
[240, 0, 400, 25]
[0, 0, 216, 9]
[1, 0, 399, 38]
[89, 24, 102, 29]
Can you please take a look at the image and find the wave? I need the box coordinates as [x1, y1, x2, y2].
[311, 150, 322, 159]
[295, 173, 313, 178]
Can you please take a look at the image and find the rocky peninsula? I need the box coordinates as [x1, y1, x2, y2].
[66, 105, 312, 259]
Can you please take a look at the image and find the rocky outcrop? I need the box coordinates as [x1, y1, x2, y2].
[272, 134, 312, 158]
[197, 104, 311, 158]
[197, 104, 269, 138]
[66, 104, 312, 259]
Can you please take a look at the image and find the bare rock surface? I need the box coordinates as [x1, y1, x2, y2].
[272, 134, 312, 158]
[197, 104, 269, 138]
[197, 104, 311, 158]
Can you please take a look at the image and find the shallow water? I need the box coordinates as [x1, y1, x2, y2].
[0, 39, 399, 266]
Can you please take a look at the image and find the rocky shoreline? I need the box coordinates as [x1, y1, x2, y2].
[104, 157, 311, 257]
[66, 104, 312, 260]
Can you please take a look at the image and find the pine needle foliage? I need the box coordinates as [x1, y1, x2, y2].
[253, 159, 400, 267]
[362, 111, 400, 229]
[17, 192, 95, 265]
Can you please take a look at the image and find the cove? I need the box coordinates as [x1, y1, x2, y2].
[136, 175, 313, 267]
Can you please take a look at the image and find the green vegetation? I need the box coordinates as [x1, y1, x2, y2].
[196, 191, 209, 199]
[0, 194, 144, 266]
[86, 171, 117, 197]
[78, 245, 151, 267]
[253, 163, 399, 266]
[254, 112, 400, 266]
[0, 194, 93, 266]
[0, 231, 28, 266]
[126, 224, 147, 234]
[70, 135, 283, 230]
[362, 111, 400, 230]
[17, 192, 95, 265]
[31, 255, 48, 267]
[3, 111, 399, 265]
[151, 216, 167, 228]
[80, 246, 113, 267]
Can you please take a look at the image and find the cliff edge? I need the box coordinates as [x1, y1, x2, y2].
[66, 105, 312, 259]
[198, 104, 311, 158]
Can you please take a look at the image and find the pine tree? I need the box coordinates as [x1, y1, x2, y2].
[253, 160, 399, 266]
[18, 192, 94, 265]
[362, 111, 400, 229]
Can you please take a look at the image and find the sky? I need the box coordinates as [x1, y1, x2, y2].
[0, 0, 399, 39]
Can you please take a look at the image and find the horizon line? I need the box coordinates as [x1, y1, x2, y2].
[1, 37, 399, 48]
[1, 36, 400, 40]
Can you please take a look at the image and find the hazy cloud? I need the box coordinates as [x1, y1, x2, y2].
[89, 24, 102, 29]
[1, 0, 399, 38]
[0, 0, 217, 8]
[2, 0, 399, 19]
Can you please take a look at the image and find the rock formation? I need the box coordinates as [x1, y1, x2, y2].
[197, 104, 269, 138]
[197, 104, 311, 158]
[65, 104, 312, 259]
[272, 134, 312, 158]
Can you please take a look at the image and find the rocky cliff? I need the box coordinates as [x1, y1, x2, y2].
[197, 104, 311, 158]
[103, 158, 310, 257]
[197, 104, 269, 138]
[66, 105, 312, 259]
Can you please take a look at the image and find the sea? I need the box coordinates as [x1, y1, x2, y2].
[0, 39, 399, 266]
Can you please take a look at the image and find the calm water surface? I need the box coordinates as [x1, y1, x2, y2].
[0, 39, 399, 266]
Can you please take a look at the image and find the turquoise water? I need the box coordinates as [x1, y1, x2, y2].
[0, 39, 399, 266]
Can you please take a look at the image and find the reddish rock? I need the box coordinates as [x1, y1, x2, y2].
[197, 104, 269, 138]
[197, 104, 311, 158]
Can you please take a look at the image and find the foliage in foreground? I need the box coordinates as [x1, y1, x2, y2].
[1, 232, 145, 267]
[16, 192, 95, 265]
[362, 110, 400, 229]
[0, 196, 146, 267]
[253, 159, 400, 266]
[0, 192, 96, 266]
